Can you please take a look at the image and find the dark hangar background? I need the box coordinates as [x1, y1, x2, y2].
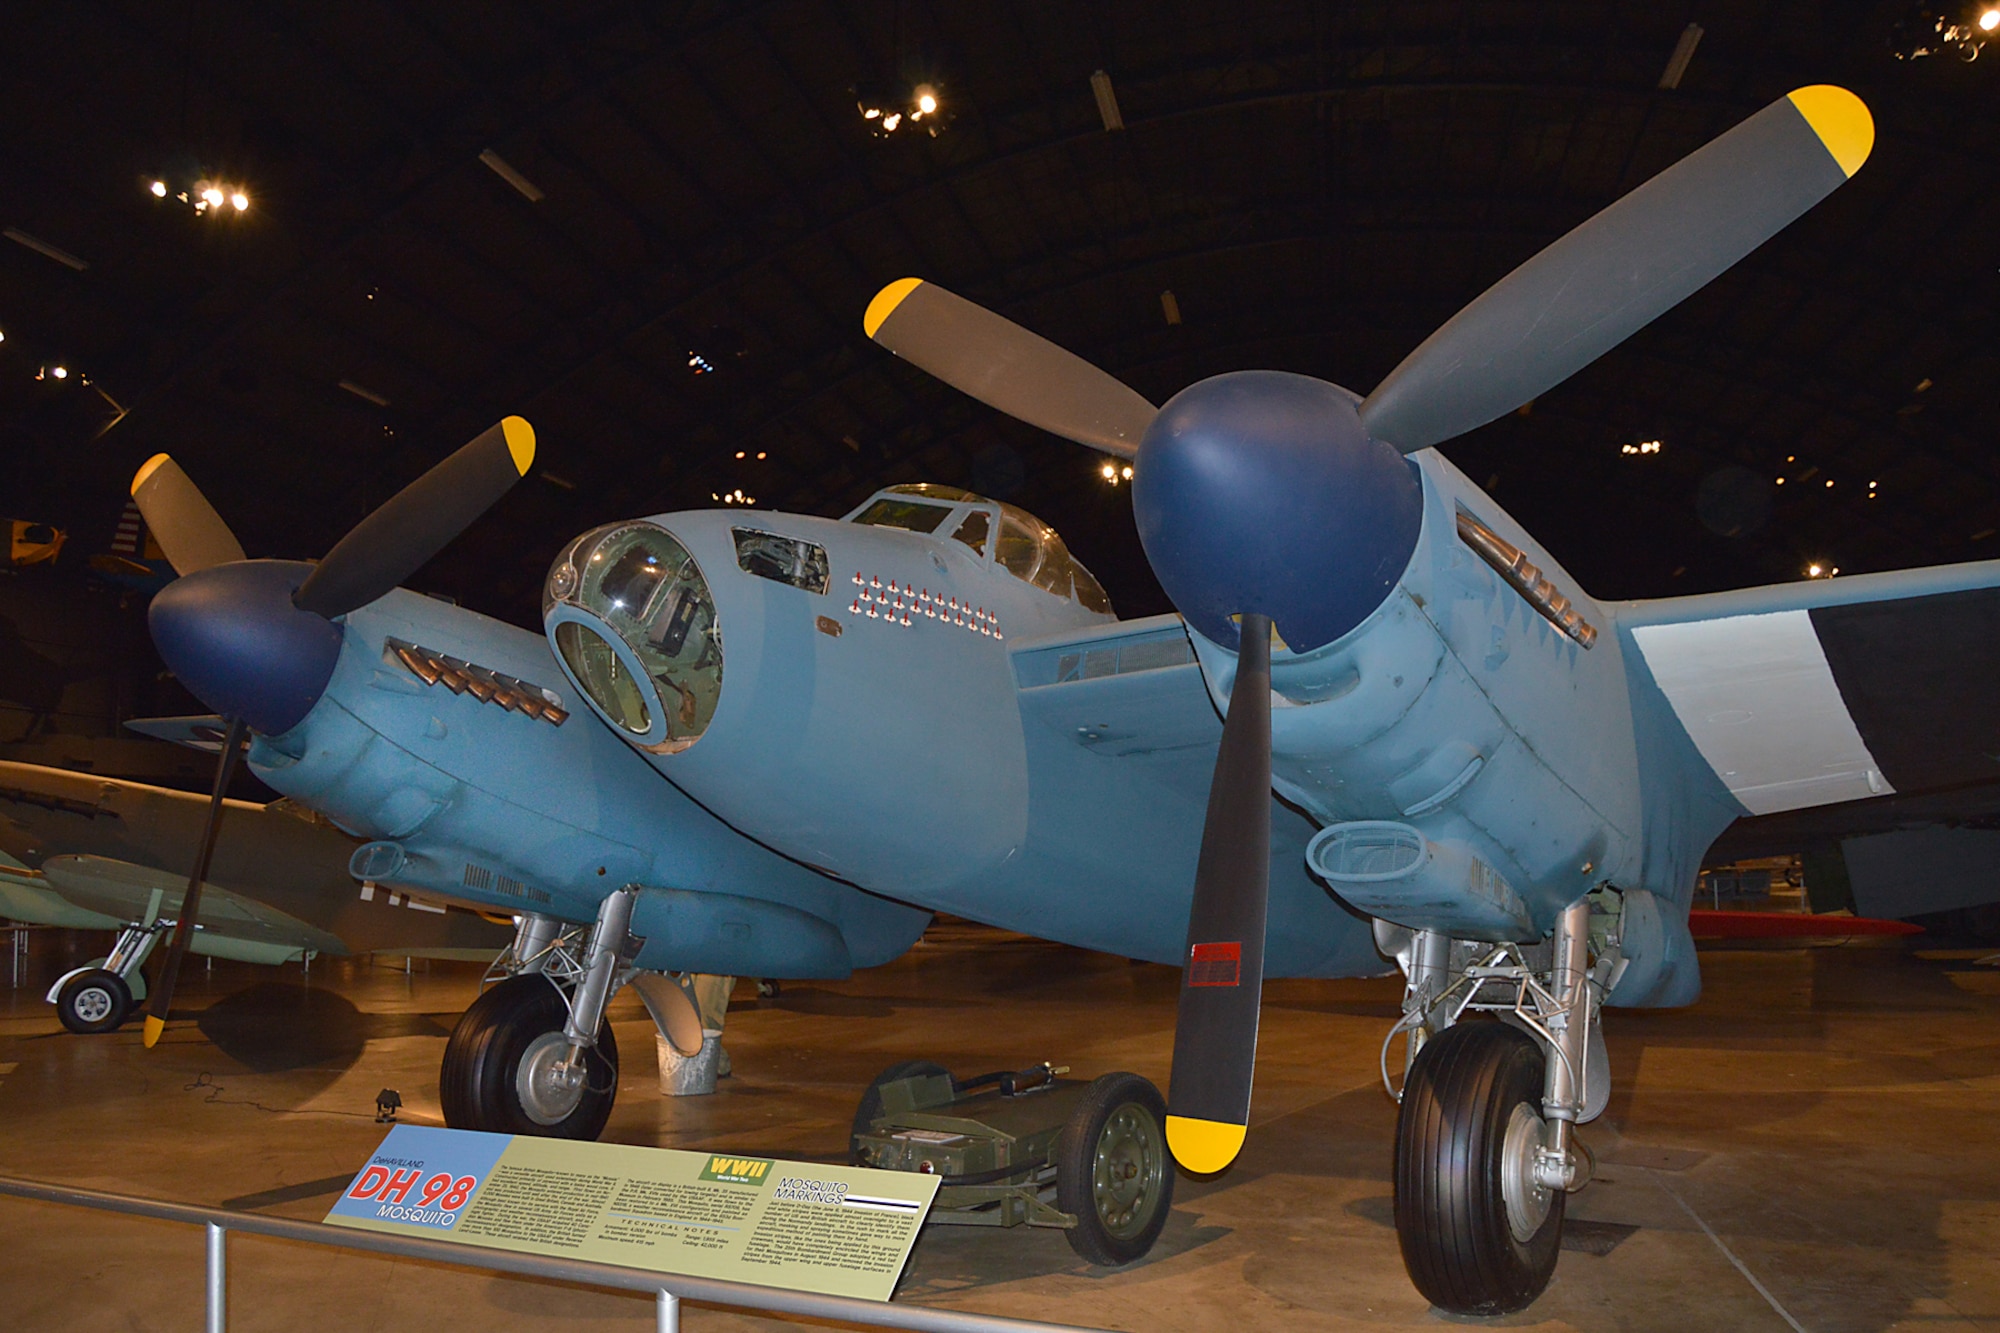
[3, 0, 1998, 641]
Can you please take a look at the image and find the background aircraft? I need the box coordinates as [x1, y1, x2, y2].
[118, 84, 1998, 1317]
[0, 759, 509, 1032]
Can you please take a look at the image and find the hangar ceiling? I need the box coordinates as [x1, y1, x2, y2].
[4, 0, 1999, 629]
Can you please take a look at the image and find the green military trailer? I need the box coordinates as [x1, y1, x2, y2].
[849, 1060, 1174, 1266]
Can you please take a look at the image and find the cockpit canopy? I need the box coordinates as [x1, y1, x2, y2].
[843, 484, 1113, 615]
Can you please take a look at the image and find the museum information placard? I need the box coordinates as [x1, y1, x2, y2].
[325, 1124, 939, 1300]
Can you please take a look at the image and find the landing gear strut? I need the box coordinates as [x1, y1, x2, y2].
[51, 922, 164, 1034]
[1381, 895, 1623, 1314]
[439, 890, 639, 1139]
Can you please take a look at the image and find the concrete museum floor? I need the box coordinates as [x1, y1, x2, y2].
[0, 918, 1995, 1332]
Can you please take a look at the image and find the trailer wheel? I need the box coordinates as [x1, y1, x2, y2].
[850, 1059, 951, 1164]
[1057, 1071, 1173, 1265]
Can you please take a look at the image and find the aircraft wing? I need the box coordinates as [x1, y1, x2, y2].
[1008, 614, 1384, 979]
[1620, 559, 2000, 924]
[1011, 613, 1220, 757]
[0, 761, 510, 959]
[39, 853, 348, 959]
[0, 852, 124, 929]
[123, 715, 230, 752]
[1618, 558, 2000, 816]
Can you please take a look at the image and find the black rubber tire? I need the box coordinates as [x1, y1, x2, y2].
[1056, 1071, 1174, 1266]
[57, 969, 132, 1034]
[438, 975, 618, 1140]
[1394, 1020, 1564, 1315]
[850, 1059, 951, 1165]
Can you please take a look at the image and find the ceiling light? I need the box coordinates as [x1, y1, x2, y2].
[1983, 8, 2000, 32]
[756, 451, 766, 460]
[1806, 563, 1823, 577]
[1658, 22, 1704, 89]
[149, 180, 167, 198]
[478, 149, 545, 202]
[735, 451, 745, 459]
[5, 227, 88, 270]
[201, 185, 225, 208]
[1121, 465, 1133, 480]
[1775, 476, 1785, 484]
[230, 191, 249, 212]
[1090, 69, 1125, 131]
[914, 85, 938, 115]
[882, 112, 902, 132]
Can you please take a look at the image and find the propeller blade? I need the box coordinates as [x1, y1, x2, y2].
[864, 278, 1157, 458]
[293, 417, 536, 618]
[130, 455, 248, 576]
[141, 714, 249, 1049]
[1359, 86, 1873, 452]
[1166, 612, 1274, 1174]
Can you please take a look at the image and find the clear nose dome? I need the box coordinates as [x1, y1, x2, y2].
[544, 522, 722, 752]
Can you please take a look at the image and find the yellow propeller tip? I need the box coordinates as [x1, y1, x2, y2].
[863, 278, 925, 340]
[141, 1015, 165, 1048]
[1166, 1114, 1246, 1174]
[132, 453, 172, 497]
[500, 416, 536, 476]
[1787, 85, 1873, 178]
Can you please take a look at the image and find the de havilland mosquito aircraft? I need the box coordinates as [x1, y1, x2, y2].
[122, 85, 1999, 1312]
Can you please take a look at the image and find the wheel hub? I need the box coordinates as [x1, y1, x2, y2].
[516, 1031, 587, 1125]
[1500, 1100, 1554, 1242]
[1092, 1104, 1164, 1239]
[72, 986, 115, 1024]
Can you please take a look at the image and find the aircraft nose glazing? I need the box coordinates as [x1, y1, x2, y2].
[148, 560, 345, 736]
[1130, 370, 1425, 654]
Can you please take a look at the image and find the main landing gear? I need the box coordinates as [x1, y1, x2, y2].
[441, 891, 640, 1139]
[1378, 894, 1624, 1315]
[49, 921, 165, 1034]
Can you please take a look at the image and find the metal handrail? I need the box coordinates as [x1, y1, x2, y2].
[0, 1173, 1106, 1333]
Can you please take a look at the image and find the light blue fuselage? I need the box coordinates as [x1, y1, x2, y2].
[493, 452, 1743, 1001]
